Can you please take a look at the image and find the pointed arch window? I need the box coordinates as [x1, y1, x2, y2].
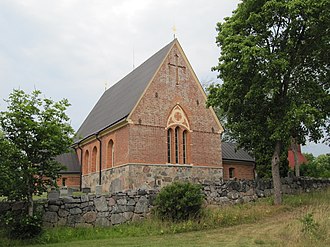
[183, 130, 187, 164]
[107, 140, 114, 168]
[112, 144, 114, 167]
[92, 146, 97, 173]
[175, 127, 179, 164]
[166, 105, 191, 165]
[167, 129, 172, 163]
[84, 150, 89, 174]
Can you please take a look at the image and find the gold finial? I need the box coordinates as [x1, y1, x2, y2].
[172, 25, 177, 39]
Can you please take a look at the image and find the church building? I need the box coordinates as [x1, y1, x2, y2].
[62, 39, 225, 193]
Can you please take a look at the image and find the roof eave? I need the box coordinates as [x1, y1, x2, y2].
[223, 158, 255, 164]
[73, 115, 128, 146]
[59, 171, 81, 174]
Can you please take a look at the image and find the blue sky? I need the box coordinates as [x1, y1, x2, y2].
[0, 0, 328, 156]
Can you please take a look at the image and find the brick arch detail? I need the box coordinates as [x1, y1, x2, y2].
[166, 104, 190, 131]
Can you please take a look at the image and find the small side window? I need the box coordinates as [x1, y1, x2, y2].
[229, 168, 235, 179]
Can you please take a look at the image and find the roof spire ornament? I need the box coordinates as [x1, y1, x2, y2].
[172, 25, 177, 39]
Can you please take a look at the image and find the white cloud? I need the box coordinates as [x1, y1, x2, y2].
[0, 0, 327, 155]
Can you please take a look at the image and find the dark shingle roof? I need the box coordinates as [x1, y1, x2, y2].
[222, 142, 255, 162]
[75, 39, 175, 141]
[55, 152, 80, 173]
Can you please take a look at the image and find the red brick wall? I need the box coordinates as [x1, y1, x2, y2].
[129, 124, 166, 164]
[223, 161, 255, 180]
[128, 42, 222, 167]
[56, 174, 80, 188]
[287, 145, 307, 169]
[100, 126, 129, 169]
[80, 125, 129, 176]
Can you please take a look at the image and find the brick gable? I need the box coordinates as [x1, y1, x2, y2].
[128, 41, 223, 167]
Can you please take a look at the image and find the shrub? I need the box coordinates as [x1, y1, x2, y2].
[154, 181, 204, 221]
[4, 211, 42, 239]
[299, 212, 320, 239]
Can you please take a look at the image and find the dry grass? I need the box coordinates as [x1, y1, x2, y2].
[276, 204, 330, 246]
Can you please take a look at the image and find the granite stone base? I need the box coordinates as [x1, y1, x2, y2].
[82, 164, 223, 193]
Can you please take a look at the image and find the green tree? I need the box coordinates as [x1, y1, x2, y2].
[303, 153, 315, 163]
[208, 0, 330, 204]
[0, 89, 74, 215]
[0, 134, 23, 198]
[301, 154, 330, 178]
[315, 154, 330, 177]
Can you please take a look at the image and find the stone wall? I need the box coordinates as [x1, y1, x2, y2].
[0, 177, 329, 228]
[41, 190, 156, 227]
[203, 177, 330, 205]
[83, 164, 223, 193]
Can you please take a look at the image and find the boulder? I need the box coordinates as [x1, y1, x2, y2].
[70, 207, 82, 215]
[83, 211, 97, 223]
[94, 196, 108, 212]
[43, 211, 58, 223]
[111, 213, 126, 225]
[135, 196, 149, 214]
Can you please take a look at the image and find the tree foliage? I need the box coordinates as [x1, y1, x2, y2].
[208, 0, 330, 204]
[300, 153, 330, 178]
[0, 134, 26, 199]
[0, 89, 74, 215]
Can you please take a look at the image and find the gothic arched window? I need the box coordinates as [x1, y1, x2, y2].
[166, 105, 190, 165]
[107, 140, 114, 168]
[175, 127, 180, 164]
[183, 130, 187, 164]
[92, 146, 97, 173]
[84, 150, 89, 174]
[167, 129, 172, 163]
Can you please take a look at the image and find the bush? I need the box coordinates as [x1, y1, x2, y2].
[300, 154, 330, 178]
[299, 213, 321, 239]
[154, 181, 204, 221]
[4, 211, 42, 239]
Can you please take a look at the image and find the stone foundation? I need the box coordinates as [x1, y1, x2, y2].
[82, 164, 223, 193]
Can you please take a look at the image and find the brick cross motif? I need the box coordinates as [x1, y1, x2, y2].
[168, 54, 186, 85]
[174, 111, 182, 122]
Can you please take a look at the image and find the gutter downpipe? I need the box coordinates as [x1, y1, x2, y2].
[96, 134, 102, 186]
[77, 142, 83, 191]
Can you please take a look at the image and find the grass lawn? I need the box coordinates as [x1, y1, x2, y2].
[28, 209, 329, 247]
[1, 189, 329, 247]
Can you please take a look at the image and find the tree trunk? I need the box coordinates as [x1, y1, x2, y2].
[291, 138, 300, 177]
[272, 141, 282, 205]
[27, 175, 34, 217]
[28, 193, 34, 217]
